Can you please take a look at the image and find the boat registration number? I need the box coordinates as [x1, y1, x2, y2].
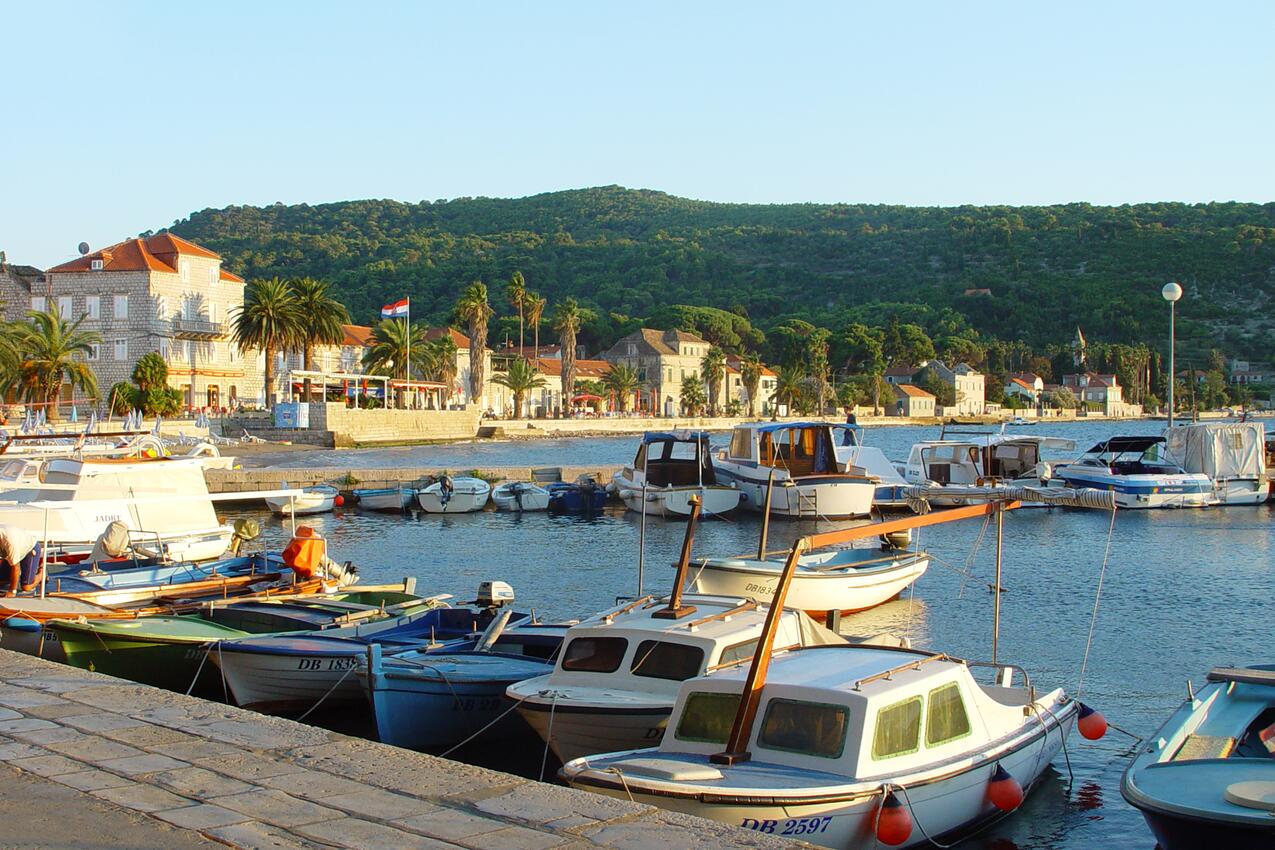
[744, 582, 776, 594]
[297, 657, 358, 672]
[741, 816, 832, 836]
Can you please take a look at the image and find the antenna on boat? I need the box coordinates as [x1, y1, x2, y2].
[654, 496, 701, 619]
[992, 503, 1004, 663]
[711, 500, 1018, 766]
[757, 469, 776, 559]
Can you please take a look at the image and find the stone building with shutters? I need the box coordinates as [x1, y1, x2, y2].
[1, 234, 264, 410]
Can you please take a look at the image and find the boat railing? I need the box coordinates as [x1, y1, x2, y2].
[966, 659, 1036, 701]
[1205, 667, 1275, 687]
[852, 653, 954, 691]
[680, 600, 757, 631]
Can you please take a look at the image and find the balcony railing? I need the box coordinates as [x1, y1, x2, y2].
[172, 317, 226, 339]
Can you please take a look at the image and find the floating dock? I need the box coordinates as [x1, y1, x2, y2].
[0, 648, 804, 849]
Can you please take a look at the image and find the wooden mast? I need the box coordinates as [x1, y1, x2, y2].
[654, 495, 701, 619]
[711, 499, 1020, 765]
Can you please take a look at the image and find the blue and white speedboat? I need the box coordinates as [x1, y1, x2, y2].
[363, 622, 568, 750]
[1122, 665, 1275, 849]
[1053, 436, 1216, 509]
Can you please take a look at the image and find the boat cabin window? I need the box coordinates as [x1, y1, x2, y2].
[872, 696, 922, 760]
[674, 691, 741, 743]
[561, 637, 627, 673]
[758, 698, 849, 759]
[630, 640, 705, 681]
[925, 683, 971, 746]
[716, 638, 759, 668]
[728, 429, 752, 460]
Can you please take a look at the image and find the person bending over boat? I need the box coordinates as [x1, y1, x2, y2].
[0, 525, 43, 597]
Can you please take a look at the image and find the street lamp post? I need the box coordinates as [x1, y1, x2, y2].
[1162, 281, 1183, 428]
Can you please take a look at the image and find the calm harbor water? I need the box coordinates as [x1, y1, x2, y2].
[222, 419, 1274, 850]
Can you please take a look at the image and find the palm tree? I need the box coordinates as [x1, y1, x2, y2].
[290, 278, 350, 400]
[552, 298, 594, 417]
[807, 329, 831, 415]
[456, 281, 495, 407]
[362, 318, 426, 379]
[232, 277, 300, 408]
[525, 292, 547, 355]
[506, 271, 526, 357]
[602, 363, 642, 413]
[492, 358, 547, 419]
[2, 308, 101, 421]
[700, 347, 726, 416]
[131, 352, 169, 393]
[772, 365, 804, 419]
[421, 335, 459, 407]
[740, 353, 763, 418]
[680, 373, 707, 416]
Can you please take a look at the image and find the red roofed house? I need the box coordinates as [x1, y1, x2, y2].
[889, 384, 936, 418]
[20, 233, 261, 409]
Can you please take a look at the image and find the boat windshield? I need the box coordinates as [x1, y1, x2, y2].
[630, 640, 705, 681]
[675, 691, 742, 744]
[758, 698, 850, 759]
[561, 637, 627, 673]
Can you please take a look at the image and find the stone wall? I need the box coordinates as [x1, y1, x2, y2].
[223, 404, 483, 448]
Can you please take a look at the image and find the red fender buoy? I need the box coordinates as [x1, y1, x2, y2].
[988, 764, 1024, 812]
[334, 494, 345, 507]
[1078, 703, 1107, 740]
[876, 790, 913, 846]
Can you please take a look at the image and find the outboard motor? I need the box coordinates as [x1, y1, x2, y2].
[474, 580, 515, 612]
[577, 474, 598, 515]
[880, 529, 913, 551]
[437, 474, 454, 507]
[228, 518, 261, 556]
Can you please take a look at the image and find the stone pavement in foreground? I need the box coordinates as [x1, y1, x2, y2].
[0, 649, 807, 850]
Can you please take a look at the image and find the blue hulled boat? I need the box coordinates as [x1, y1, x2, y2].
[1122, 665, 1275, 849]
[547, 477, 608, 514]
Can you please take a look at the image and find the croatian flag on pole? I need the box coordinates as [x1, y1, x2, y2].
[380, 298, 409, 318]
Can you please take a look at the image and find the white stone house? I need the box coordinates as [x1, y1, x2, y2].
[11, 234, 263, 410]
[603, 328, 713, 416]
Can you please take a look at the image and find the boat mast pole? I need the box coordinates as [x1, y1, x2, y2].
[757, 468, 775, 559]
[654, 496, 700, 619]
[992, 502, 1003, 663]
[637, 441, 648, 597]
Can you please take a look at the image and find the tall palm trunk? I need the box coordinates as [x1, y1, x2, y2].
[469, 323, 487, 406]
[561, 335, 576, 417]
[303, 346, 315, 401]
[264, 344, 275, 408]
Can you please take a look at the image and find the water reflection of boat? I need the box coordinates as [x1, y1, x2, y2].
[1122, 665, 1275, 850]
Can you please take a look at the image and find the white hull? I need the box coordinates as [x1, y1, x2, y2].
[567, 705, 1075, 850]
[213, 648, 363, 712]
[1055, 470, 1215, 509]
[356, 490, 412, 512]
[417, 490, 490, 513]
[735, 477, 875, 519]
[691, 554, 929, 615]
[615, 481, 742, 518]
[266, 489, 338, 515]
[491, 483, 551, 512]
[1211, 478, 1270, 505]
[518, 701, 670, 763]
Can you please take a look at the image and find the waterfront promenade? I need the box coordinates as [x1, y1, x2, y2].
[0, 649, 804, 850]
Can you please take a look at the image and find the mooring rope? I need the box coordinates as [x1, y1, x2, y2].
[1076, 506, 1118, 698]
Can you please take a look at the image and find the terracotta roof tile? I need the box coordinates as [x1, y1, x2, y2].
[895, 383, 934, 399]
[219, 268, 244, 283]
[48, 232, 223, 275]
[424, 327, 471, 349]
[341, 324, 373, 347]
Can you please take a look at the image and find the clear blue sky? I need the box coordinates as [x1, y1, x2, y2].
[4, 1, 1272, 268]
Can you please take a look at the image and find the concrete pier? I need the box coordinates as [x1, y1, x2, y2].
[205, 466, 625, 495]
[0, 649, 805, 849]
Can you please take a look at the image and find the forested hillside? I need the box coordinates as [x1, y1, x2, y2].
[168, 187, 1275, 367]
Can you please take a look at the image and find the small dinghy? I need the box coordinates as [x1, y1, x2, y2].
[265, 484, 340, 515]
[491, 481, 551, 512]
[547, 475, 608, 514]
[353, 486, 414, 512]
[417, 475, 491, 513]
[1122, 664, 1275, 850]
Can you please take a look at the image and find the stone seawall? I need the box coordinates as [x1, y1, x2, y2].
[0, 649, 805, 850]
[223, 404, 484, 448]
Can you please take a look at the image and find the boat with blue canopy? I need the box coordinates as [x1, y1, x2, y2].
[1053, 435, 1215, 509]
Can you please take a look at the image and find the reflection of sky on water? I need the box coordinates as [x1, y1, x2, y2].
[217, 417, 1273, 850]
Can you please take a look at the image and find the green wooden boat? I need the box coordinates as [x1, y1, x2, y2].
[47, 586, 443, 694]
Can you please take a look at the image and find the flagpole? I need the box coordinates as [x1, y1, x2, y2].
[405, 298, 411, 410]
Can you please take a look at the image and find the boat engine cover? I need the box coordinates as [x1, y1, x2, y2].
[478, 580, 515, 607]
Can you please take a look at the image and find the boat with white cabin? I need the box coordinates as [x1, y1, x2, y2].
[714, 422, 876, 519]
[831, 423, 912, 509]
[613, 431, 741, 519]
[1053, 436, 1216, 509]
[899, 429, 1075, 505]
[417, 475, 491, 513]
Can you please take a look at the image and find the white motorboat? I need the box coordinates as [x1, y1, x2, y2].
[613, 431, 741, 519]
[714, 422, 876, 519]
[831, 424, 912, 509]
[353, 486, 414, 512]
[563, 644, 1079, 849]
[562, 496, 1114, 850]
[265, 484, 340, 515]
[417, 475, 491, 513]
[491, 481, 551, 512]
[690, 544, 929, 617]
[899, 430, 1075, 505]
[506, 594, 847, 764]
[1053, 436, 1216, 509]
[1164, 421, 1269, 505]
[0, 457, 234, 562]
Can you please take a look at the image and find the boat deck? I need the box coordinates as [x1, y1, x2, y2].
[0, 647, 804, 850]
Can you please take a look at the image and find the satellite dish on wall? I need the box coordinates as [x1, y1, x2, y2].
[77, 242, 90, 255]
